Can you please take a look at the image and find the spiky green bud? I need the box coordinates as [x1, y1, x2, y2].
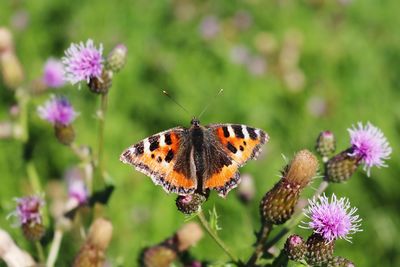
[106, 44, 127, 73]
[316, 131, 336, 162]
[176, 193, 206, 215]
[306, 233, 335, 266]
[325, 149, 360, 183]
[284, 234, 307, 262]
[324, 256, 355, 267]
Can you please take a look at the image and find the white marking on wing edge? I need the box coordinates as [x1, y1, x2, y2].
[143, 138, 151, 152]
[227, 126, 235, 137]
[159, 134, 166, 147]
[242, 125, 250, 139]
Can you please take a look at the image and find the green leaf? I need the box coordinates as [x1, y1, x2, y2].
[209, 206, 222, 232]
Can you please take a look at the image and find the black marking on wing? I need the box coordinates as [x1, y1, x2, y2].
[232, 125, 245, 138]
[165, 149, 174, 163]
[247, 127, 257, 140]
[164, 133, 172, 145]
[222, 126, 230, 137]
[134, 142, 144, 155]
[227, 142, 237, 154]
[149, 135, 160, 151]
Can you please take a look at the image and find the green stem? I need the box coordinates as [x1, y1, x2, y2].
[96, 93, 108, 186]
[35, 241, 45, 263]
[46, 228, 63, 267]
[246, 222, 273, 266]
[14, 87, 29, 142]
[197, 210, 238, 263]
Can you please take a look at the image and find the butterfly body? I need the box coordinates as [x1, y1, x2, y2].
[120, 118, 268, 197]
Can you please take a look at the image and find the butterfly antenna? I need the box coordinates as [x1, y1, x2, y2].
[162, 90, 190, 114]
[198, 89, 224, 119]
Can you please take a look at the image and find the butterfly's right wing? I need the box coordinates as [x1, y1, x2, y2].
[120, 127, 197, 195]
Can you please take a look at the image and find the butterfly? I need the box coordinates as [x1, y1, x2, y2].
[120, 118, 268, 197]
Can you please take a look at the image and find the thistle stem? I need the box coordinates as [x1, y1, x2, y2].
[246, 222, 273, 266]
[14, 87, 29, 142]
[96, 93, 108, 186]
[35, 241, 45, 263]
[197, 210, 238, 263]
[46, 228, 63, 267]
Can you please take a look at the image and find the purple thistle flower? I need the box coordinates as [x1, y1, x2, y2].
[302, 194, 362, 242]
[62, 39, 103, 85]
[42, 58, 65, 88]
[348, 122, 392, 176]
[65, 167, 88, 204]
[37, 95, 78, 126]
[8, 195, 44, 226]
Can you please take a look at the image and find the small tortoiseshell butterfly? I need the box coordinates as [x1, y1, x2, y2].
[120, 118, 268, 197]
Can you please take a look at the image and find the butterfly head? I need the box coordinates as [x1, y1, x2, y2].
[190, 117, 200, 127]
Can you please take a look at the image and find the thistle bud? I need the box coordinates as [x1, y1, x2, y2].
[306, 233, 335, 266]
[324, 256, 355, 267]
[260, 150, 318, 224]
[176, 193, 207, 215]
[0, 51, 24, 89]
[142, 245, 177, 267]
[106, 44, 127, 73]
[325, 149, 360, 183]
[73, 218, 113, 267]
[175, 222, 203, 252]
[55, 123, 75, 145]
[316, 131, 336, 162]
[88, 69, 113, 95]
[284, 234, 306, 261]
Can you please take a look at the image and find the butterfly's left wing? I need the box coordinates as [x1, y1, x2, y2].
[120, 127, 197, 195]
[203, 124, 268, 197]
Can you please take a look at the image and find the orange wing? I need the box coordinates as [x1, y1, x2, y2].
[120, 127, 196, 195]
[209, 124, 268, 166]
[203, 124, 268, 197]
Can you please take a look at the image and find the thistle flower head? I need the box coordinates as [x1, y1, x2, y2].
[43, 58, 65, 88]
[9, 195, 44, 226]
[348, 122, 392, 176]
[65, 168, 88, 204]
[62, 39, 103, 85]
[302, 194, 362, 242]
[37, 95, 78, 126]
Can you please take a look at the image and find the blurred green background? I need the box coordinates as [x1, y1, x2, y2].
[0, 0, 399, 266]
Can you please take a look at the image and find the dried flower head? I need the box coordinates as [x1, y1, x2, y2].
[302, 194, 362, 242]
[348, 122, 392, 176]
[62, 39, 103, 85]
[38, 95, 78, 126]
[43, 58, 65, 88]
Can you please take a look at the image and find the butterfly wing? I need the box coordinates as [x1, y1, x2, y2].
[120, 127, 197, 195]
[203, 124, 269, 197]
